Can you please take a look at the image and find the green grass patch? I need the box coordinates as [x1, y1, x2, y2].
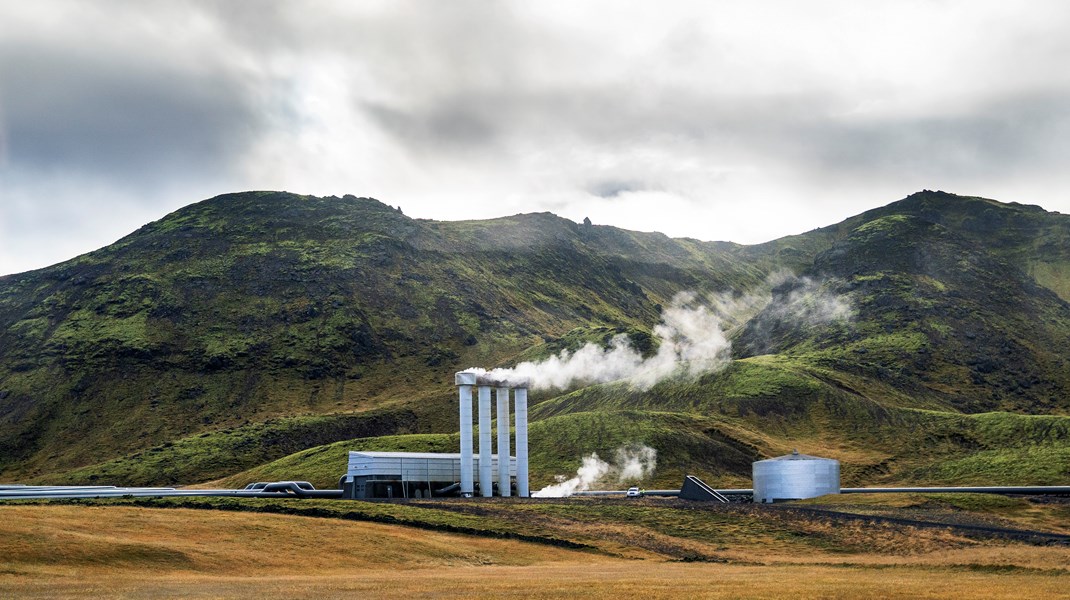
[214, 433, 457, 489]
[34, 409, 420, 487]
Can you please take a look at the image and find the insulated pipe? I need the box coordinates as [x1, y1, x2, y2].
[515, 386, 529, 497]
[455, 372, 476, 497]
[496, 386, 511, 497]
[478, 385, 493, 497]
[258, 481, 344, 498]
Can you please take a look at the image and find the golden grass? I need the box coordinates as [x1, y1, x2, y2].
[0, 505, 604, 578]
[3, 563, 1067, 600]
[0, 504, 1066, 599]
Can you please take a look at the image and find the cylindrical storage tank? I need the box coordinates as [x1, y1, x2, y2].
[752, 450, 839, 503]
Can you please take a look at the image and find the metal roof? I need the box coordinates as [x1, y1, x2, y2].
[351, 451, 478, 460]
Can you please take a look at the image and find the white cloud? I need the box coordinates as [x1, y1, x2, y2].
[2, 0, 1070, 274]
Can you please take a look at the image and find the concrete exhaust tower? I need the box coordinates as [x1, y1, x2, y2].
[455, 372, 529, 497]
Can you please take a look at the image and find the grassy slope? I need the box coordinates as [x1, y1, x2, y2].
[3, 190, 1070, 488]
[0, 504, 598, 570]
[30, 408, 422, 487]
[8, 496, 1069, 565]
[0, 192, 765, 479]
[746, 191, 1070, 303]
[201, 379, 1068, 490]
[3, 500, 1067, 599]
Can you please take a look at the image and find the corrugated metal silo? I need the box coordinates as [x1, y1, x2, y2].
[752, 450, 840, 503]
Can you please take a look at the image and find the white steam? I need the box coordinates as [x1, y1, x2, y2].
[738, 272, 854, 354]
[532, 444, 658, 497]
[765, 271, 853, 324]
[614, 443, 658, 482]
[463, 275, 851, 392]
[473, 291, 732, 391]
[531, 454, 611, 498]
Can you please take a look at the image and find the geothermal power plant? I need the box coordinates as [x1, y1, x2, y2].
[4, 370, 1069, 503]
[342, 371, 529, 499]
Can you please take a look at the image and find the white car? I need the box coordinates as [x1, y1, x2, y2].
[626, 486, 642, 497]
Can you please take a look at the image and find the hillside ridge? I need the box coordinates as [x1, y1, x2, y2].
[1, 189, 1069, 486]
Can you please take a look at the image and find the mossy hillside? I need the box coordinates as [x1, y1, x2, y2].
[144, 410, 761, 491]
[0, 354, 467, 479]
[526, 411, 763, 489]
[198, 399, 1070, 492]
[744, 190, 1070, 303]
[736, 212, 1070, 414]
[210, 433, 459, 490]
[529, 356, 910, 440]
[31, 408, 422, 487]
[41, 379, 1070, 489]
[510, 324, 658, 366]
[876, 410, 1070, 485]
[527, 360, 1070, 486]
[0, 192, 768, 479]
[4, 189, 1070, 486]
[906, 445, 1070, 485]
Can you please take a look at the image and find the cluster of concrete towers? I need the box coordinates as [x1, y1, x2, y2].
[455, 372, 529, 497]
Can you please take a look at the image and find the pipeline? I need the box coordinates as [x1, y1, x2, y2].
[257, 481, 344, 498]
[0, 483, 343, 501]
[435, 482, 461, 495]
[577, 485, 1070, 499]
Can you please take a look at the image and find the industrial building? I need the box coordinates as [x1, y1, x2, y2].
[339, 371, 532, 500]
[752, 450, 840, 503]
[342, 451, 517, 499]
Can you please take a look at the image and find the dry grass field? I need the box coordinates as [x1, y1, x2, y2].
[1, 500, 1067, 599]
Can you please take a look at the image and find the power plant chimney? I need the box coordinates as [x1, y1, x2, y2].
[455, 372, 529, 498]
[496, 387, 511, 497]
[478, 385, 493, 497]
[455, 372, 477, 497]
[515, 386, 529, 498]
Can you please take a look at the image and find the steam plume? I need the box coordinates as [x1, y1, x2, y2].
[463, 275, 851, 391]
[737, 272, 854, 355]
[532, 444, 658, 497]
[470, 291, 732, 391]
[614, 443, 657, 482]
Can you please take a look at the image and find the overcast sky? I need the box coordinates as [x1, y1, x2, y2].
[2, 1, 1069, 275]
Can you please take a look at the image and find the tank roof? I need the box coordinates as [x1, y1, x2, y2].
[756, 449, 837, 462]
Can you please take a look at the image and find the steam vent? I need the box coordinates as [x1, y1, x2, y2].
[455, 371, 530, 497]
[752, 450, 840, 503]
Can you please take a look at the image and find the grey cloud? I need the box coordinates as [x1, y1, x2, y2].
[0, 42, 266, 187]
[364, 82, 1070, 194]
[794, 92, 1070, 181]
[588, 180, 649, 199]
[3, 0, 1070, 275]
[365, 100, 501, 154]
[362, 85, 824, 151]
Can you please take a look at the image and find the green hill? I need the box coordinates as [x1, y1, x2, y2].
[2, 189, 1069, 487]
[737, 212, 1070, 414]
[0, 192, 766, 479]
